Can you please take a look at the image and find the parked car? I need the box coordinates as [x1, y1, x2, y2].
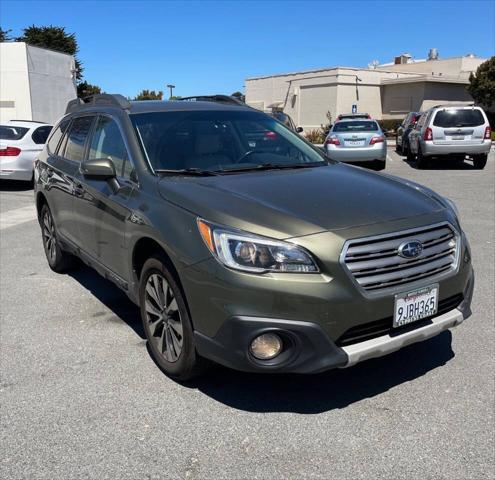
[0, 120, 52, 181]
[408, 105, 491, 169]
[268, 111, 303, 133]
[35, 94, 474, 381]
[324, 119, 387, 169]
[337, 113, 371, 120]
[396, 112, 421, 156]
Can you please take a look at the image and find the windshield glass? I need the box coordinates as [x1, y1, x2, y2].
[333, 121, 379, 132]
[0, 125, 29, 140]
[433, 109, 485, 128]
[131, 110, 325, 172]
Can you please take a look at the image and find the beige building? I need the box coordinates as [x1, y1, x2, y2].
[245, 51, 486, 131]
[0, 42, 77, 124]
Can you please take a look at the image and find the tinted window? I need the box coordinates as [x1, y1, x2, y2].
[333, 121, 379, 132]
[31, 126, 52, 145]
[433, 109, 485, 128]
[63, 116, 94, 162]
[131, 110, 324, 171]
[0, 125, 29, 140]
[47, 120, 70, 154]
[88, 116, 128, 176]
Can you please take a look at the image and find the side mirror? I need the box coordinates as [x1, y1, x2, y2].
[81, 158, 116, 179]
[296, 126, 304, 133]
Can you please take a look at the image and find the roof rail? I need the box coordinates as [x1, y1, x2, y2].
[65, 94, 131, 114]
[431, 103, 475, 109]
[9, 119, 47, 124]
[178, 95, 246, 106]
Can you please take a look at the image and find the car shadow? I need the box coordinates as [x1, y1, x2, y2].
[185, 331, 455, 413]
[0, 179, 34, 191]
[68, 264, 145, 339]
[401, 156, 477, 170]
[67, 264, 455, 414]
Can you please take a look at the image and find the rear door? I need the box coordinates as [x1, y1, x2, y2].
[431, 108, 486, 145]
[44, 116, 94, 245]
[74, 114, 136, 281]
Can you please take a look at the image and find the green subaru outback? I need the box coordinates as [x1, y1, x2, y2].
[34, 94, 474, 380]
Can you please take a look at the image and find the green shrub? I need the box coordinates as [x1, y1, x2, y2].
[491, 131, 495, 141]
[305, 129, 326, 144]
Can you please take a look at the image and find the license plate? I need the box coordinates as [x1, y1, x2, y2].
[451, 135, 464, 140]
[345, 140, 365, 146]
[393, 284, 439, 328]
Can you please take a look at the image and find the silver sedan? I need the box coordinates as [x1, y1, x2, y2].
[324, 119, 387, 169]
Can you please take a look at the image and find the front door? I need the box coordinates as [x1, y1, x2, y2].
[73, 115, 135, 282]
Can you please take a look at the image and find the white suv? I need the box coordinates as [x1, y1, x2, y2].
[0, 120, 52, 181]
[408, 105, 491, 169]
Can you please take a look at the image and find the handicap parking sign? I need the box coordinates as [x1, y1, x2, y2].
[352, 104, 357, 114]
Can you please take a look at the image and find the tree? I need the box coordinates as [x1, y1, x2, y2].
[0, 27, 13, 42]
[169, 95, 182, 100]
[231, 91, 245, 102]
[16, 25, 83, 80]
[467, 56, 495, 108]
[77, 81, 102, 98]
[134, 90, 163, 100]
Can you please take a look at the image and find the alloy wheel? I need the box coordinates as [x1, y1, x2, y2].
[144, 273, 184, 362]
[42, 210, 57, 263]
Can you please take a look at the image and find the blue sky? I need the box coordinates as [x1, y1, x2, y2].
[2, 0, 494, 98]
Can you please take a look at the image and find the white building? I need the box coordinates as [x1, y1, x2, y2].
[245, 51, 487, 131]
[0, 42, 77, 124]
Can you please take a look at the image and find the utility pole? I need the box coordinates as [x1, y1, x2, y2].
[166, 84, 176, 99]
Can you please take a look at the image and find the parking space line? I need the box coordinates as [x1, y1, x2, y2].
[0, 205, 37, 230]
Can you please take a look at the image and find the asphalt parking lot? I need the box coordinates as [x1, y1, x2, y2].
[1, 150, 494, 480]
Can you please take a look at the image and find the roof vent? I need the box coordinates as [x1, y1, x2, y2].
[428, 48, 439, 61]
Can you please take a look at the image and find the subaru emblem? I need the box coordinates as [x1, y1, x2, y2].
[398, 240, 423, 259]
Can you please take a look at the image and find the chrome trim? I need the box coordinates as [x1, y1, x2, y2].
[339, 221, 461, 298]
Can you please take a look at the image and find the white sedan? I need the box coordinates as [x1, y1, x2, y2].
[0, 120, 52, 181]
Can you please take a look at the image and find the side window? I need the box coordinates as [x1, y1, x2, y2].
[88, 116, 129, 177]
[31, 126, 53, 145]
[47, 120, 70, 154]
[63, 116, 95, 162]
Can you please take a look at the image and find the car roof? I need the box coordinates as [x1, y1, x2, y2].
[335, 118, 376, 122]
[127, 100, 253, 114]
[3, 120, 50, 128]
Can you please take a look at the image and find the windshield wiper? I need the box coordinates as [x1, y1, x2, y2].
[155, 168, 220, 176]
[217, 162, 326, 173]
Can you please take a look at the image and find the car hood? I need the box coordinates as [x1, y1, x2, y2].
[157, 164, 444, 239]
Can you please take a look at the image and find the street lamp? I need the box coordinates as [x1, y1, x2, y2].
[167, 84, 176, 99]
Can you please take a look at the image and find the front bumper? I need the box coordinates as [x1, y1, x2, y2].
[193, 268, 474, 373]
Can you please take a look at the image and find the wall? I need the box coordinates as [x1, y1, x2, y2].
[0, 43, 31, 123]
[27, 45, 77, 124]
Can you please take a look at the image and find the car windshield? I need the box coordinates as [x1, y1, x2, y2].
[333, 121, 379, 132]
[0, 125, 29, 140]
[433, 109, 485, 128]
[131, 110, 326, 173]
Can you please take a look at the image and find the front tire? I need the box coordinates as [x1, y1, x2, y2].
[473, 154, 487, 170]
[40, 204, 76, 273]
[139, 255, 204, 381]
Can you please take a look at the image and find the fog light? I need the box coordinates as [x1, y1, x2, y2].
[250, 333, 282, 360]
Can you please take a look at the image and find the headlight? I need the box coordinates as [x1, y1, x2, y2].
[197, 219, 318, 273]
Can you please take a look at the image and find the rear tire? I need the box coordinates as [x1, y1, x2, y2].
[372, 159, 386, 171]
[416, 146, 429, 169]
[407, 147, 415, 163]
[473, 154, 487, 170]
[139, 255, 205, 381]
[40, 204, 76, 273]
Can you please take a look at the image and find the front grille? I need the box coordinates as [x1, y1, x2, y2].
[342, 223, 459, 292]
[336, 293, 464, 347]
